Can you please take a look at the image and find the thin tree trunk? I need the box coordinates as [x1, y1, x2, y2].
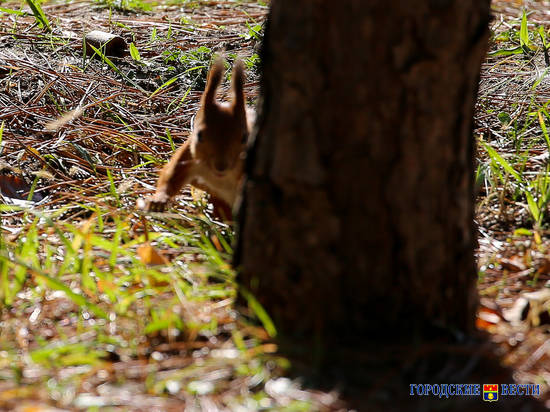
[237, 0, 490, 344]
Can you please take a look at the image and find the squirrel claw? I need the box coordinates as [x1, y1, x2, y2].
[137, 194, 169, 212]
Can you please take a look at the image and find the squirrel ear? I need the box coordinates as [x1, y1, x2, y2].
[202, 58, 224, 108]
[231, 59, 246, 121]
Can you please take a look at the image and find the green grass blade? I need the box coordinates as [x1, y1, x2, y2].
[538, 26, 548, 48]
[488, 46, 523, 57]
[0, 257, 12, 305]
[70, 142, 97, 175]
[106, 169, 120, 206]
[129, 42, 141, 61]
[150, 65, 205, 99]
[538, 111, 550, 151]
[151, 76, 178, 99]
[27, 173, 40, 202]
[482, 142, 522, 183]
[520, 10, 530, 50]
[2, 252, 108, 319]
[88, 44, 122, 75]
[24, 0, 50, 31]
[240, 287, 277, 338]
[88, 44, 143, 91]
[165, 128, 175, 151]
[0, 7, 26, 16]
[525, 191, 540, 224]
[109, 217, 122, 269]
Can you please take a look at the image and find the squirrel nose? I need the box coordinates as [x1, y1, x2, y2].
[213, 159, 228, 173]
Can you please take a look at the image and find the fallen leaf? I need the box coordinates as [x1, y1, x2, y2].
[500, 256, 526, 272]
[137, 244, 168, 265]
[476, 317, 494, 331]
[0, 174, 43, 202]
[476, 303, 501, 331]
[97, 279, 117, 293]
[537, 258, 550, 275]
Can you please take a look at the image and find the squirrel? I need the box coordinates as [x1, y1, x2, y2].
[141, 59, 254, 219]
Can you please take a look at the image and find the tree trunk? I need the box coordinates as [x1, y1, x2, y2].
[237, 0, 490, 344]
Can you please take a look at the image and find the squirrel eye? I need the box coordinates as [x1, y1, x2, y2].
[196, 130, 203, 142]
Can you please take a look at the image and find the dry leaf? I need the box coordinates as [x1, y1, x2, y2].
[137, 244, 168, 265]
[500, 256, 526, 272]
[537, 258, 550, 275]
[97, 279, 117, 293]
[0, 174, 43, 201]
[477, 299, 503, 330]
[476, 316, 495, 331]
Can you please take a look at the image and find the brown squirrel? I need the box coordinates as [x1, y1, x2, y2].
[142, 59, 253, 218]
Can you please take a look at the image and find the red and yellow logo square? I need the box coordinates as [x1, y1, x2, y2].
[483, 384, 498, 402]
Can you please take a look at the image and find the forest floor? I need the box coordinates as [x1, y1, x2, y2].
[476, 1, 550, 409]
[0, 1, 306, 411]
[0, 0, 550, 410]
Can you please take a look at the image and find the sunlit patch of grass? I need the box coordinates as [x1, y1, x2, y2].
[0, 0, 325, 408]
[0, 197, 247, 398]
[0, 183, 294, 407]
[478, 9, 550, 229]
[474, 7, 550, 397]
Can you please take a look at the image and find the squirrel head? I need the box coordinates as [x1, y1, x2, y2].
[191, 58, 248, 176]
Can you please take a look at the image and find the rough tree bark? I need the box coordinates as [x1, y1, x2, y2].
[237, 1, 490, 345]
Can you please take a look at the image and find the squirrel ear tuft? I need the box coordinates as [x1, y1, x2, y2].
[202, 58, 224, 107]
[232, 60, 246, 120]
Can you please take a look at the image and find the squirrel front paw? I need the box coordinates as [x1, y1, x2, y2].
[137, 193, 170, 212]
